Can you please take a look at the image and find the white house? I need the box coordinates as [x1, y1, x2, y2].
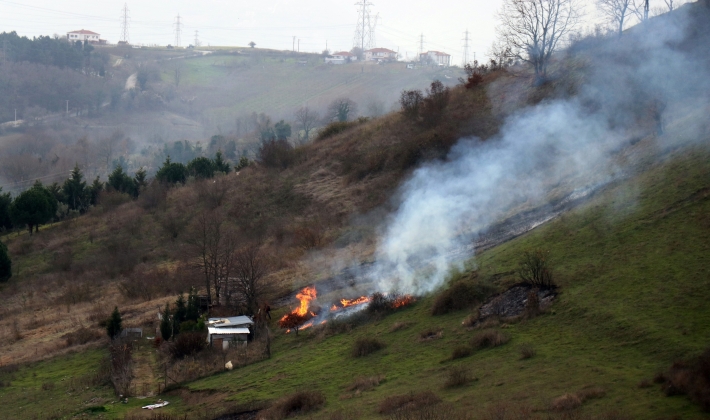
[325, 51, 356, 64]
[206, 316, 254, 350]
[364, 48, 398, 62]
[67, 29, 101, 44]
[420, 51, 451, 66]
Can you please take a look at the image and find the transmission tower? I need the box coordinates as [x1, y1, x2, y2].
[120, 3, 130, 43]
[353, 0, 374, 50]
[194, 30, 200, 47]
[370, 13, 379, 49]
[174, 14, 182, 47]
[462, 29, 470, 66]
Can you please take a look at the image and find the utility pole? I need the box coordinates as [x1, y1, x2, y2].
[418, 33, 425, 61]
[462, 29, 470, 67]
[174, 14, 182, 47]
[293, 36, 296, 52]
[120, 3, 130, 43]
[66, 100, 69, 116]
[644, 0, 650, 21]
[298, 39, 300, 52]
[353, 0, 373, 50]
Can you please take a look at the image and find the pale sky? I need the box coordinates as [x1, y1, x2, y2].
[0, 0, 504, 63]
[0, 0, 684, 63]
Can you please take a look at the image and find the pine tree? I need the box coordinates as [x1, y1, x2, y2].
[214, 151, 231, 174]
[160, 303, 173, 341]
[62, 164, 88, 212]
[173, 294, 187, 334]
[186, 287, 199, 321]
[106, 306, 122, 339]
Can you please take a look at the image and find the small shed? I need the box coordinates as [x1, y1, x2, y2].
[207, 327, 250, 350]
[207, 316, 254, 349]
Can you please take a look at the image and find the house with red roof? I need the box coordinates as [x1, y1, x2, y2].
[325, 51, 357, 64]
[419, 50, 451, 67]
[67, 29, 103, 44]
[364, 47, 398, 62]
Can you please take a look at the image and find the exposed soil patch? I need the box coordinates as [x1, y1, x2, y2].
[478, 285, 556, 320]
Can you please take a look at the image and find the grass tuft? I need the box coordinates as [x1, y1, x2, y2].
[352, 337, 385, 357]
[470, 329, 509, 349]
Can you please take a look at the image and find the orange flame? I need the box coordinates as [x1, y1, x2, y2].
[340, 296, 370, 308]
[295, 286, 317, 316]
[391, 295, 415, 308]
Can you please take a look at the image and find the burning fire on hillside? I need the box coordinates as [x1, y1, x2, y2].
[278, 286, 415, 334]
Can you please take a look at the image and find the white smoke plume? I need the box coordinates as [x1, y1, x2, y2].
[367, 4, 710, 295]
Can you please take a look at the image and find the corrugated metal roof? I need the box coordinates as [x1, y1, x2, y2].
[208, 327, 250, 335]
[208, 316, 254, 327]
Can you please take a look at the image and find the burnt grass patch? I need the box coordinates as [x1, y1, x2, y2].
[477, 284, 556, 322]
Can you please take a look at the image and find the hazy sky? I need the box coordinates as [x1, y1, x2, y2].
[0, 0, 504, 63]
[0, 0, 682, 62]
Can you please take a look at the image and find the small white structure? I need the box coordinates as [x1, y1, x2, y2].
[207, 316, 254, 350]
[419, 51, 451, 67]
[364, 48, 397, 62]
[325, 51, 356, 64]
[67, 29, 101, 44]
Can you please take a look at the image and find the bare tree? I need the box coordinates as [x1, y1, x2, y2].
[327, 98, 358, 122]
[233, 245, 271, 315]
[173, 62, 183, 88]
[596, 0, 634, 37]
[294, 106, 319, 142]
[497, 0, 583, 81]
[184, 210, 238, 305]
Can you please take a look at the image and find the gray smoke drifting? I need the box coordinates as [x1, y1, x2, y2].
[366, 4, 710, 295]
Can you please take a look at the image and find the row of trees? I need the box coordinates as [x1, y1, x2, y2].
[156, 151, 235, 184]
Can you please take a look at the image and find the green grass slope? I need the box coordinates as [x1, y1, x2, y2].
[173, 142, 710, 419]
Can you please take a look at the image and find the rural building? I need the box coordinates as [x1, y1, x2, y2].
[67, 29, 103, 44]
[325, 51, 356, 64]
[364, 48, 398, 62]
[420, 51, 451, 66]
[207, 316, 254, 350]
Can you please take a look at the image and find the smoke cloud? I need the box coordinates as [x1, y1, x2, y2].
[367, 4, 710, 295]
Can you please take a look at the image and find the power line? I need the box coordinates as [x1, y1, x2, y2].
[174, 14, 182, 47]
[120, 3, 130, 43]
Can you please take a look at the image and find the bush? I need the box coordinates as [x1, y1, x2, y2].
[519, 343, 536, 360]
[400, 89, 424, 120]
[518, 249, 555, 289]
[419, 327, 443, 341]
[658, 348, 710, 411]
[431, 281, 495, 315]
[389, 321, 412, 333]
[470, 329, 509, 349]
[444, 366, 472, 388]
[524, 289, 540, 318]
[257, 138, 295, 169]
[420, 81, 450, 127]
[169, 332, 206, 359]
[451, 346, 472, 360]
[260, 390, 326, 420]
[315, 120, 358, 142]
[352, 337, 385, 357]
[64, 327, 102, 347]
[378, 391, 441, 414]
[550, 394, 582, 411]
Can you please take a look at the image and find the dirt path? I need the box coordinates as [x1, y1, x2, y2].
[131, 341, 160, 397]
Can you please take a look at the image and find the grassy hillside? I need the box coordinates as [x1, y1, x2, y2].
[1, 4, 710, 419]
[3, 105, 706, 420]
